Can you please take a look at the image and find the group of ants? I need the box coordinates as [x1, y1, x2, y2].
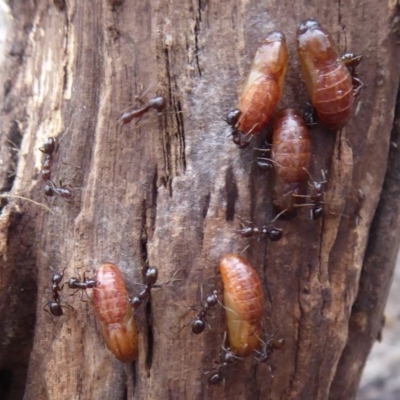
[37, 21, 364, 385]
[38, 101, 357, 387]
[38, 98, 287, 385]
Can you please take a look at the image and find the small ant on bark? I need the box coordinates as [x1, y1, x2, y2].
[129, 267, 158, 309]
[191, 290, 218, 334]
[118, 96, 166, 125]
[43, 267, 73, 317]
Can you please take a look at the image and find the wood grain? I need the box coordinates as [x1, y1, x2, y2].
[0, 1, 399, 399]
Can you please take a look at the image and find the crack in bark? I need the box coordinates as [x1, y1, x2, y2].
[139, 201, 154, 372]
[150, 168, 158, 233]
[162, 47, 187, 195]
[193, 0, 203, 77]
[131, 362, 136, 396]
[224, 165, 238, 222]
[145, 299, 154, 371]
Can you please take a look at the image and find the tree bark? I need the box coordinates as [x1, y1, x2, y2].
[0, 1, 400, 399]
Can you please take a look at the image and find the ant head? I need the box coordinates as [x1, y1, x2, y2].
[130, 296, 142, 309]
[52, 269, 64, 284]
[225, 108, 241, 126]
[192, 319, 205, 334]
[145, 267, 158, 286]
[313, 181, 323, 191]
[148, 96, 166, 112]
[222, 349, 236, 365]
[205, 292, 218, 307]
[40, 138, 57, 154]
[44, 184, 55, 197]
[68, 277, 78, 286]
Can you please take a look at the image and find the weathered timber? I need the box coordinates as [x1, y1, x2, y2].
[0, 1, 399, 399]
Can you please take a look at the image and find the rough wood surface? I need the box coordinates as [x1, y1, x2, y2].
[0, 1, 400, 399]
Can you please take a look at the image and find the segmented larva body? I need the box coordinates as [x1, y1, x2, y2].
[92, 263, 138, 362]
[219, 254, 264, 357]
[236, 31, 289, 136]
[271, 108, 312, 214]
[297, 19, 354, 130]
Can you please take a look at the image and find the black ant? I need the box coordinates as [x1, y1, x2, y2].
[237, 211, 285, 241]
[224, 108, 251, 149]
[118, 96, 166, 125]
[43, 267, 73, 317]
[207, 335, 239, 385]
[129, 267, 158, 309]
[293, 169, 326, 219]
[255, 334, 285, 364]
[43, 180, 73, 202]
[238, 224, 282, 241]
[40, 156, 53, 181]
[67, 272, 100, 299]
[191, 290, 218, 334]
[39, 138, 57, 156]
[308, 179, 325, 220]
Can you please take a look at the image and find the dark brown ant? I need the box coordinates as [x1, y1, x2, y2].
[255, 334, 285, 364]
[67, 272, 100, 299]
[237, 212, 285, 241]
[39, 138, 58, 181]
[43, 267, 73, 317]
[118, 96, 166, 125]
[43, 180, 73, 202]
[129, 267, 158, 309]
[293, 170, 326, 219]
[207, 336, 239, 385]
[191, 290, 218, 334]
[238, 225, 282, 241]
[39, 138, 57, 156]
[308, 179, 325, 220]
